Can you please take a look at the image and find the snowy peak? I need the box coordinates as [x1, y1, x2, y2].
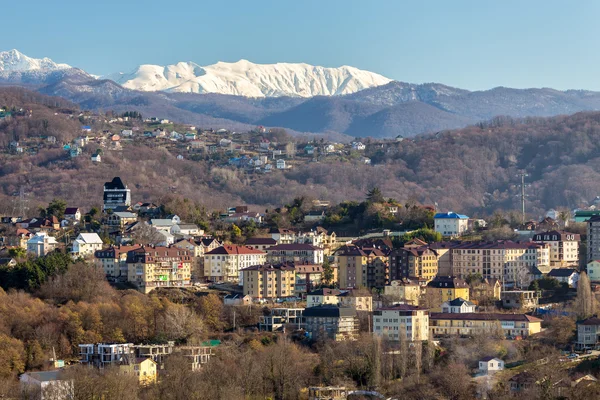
[0, 49, 71, 72]
[105, 59, 392, 97]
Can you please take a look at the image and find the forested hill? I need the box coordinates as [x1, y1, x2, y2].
[1, 87, 600, 217]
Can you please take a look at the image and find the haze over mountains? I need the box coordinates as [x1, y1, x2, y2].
[4, 49, 600, 138]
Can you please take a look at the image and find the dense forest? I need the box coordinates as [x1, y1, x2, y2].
[1, 88, 600, 218]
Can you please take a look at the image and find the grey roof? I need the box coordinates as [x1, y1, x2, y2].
[25, 370, 64, 382]
[548, 268, 578, 277]
[303, 305, 356, 318]
[447, 297, 475, 307]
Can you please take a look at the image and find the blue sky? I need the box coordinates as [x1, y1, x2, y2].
[2, 0, 598, 90]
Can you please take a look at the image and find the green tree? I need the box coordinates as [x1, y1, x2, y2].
[366, 187, 385, 203]
[45, 198, 67, 220]
[400, 228, 442, 243]
[322, 259, 334, 286]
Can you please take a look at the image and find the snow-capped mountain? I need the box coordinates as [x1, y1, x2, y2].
[0, 49, 71, 72]
[105, 60, 392, 97]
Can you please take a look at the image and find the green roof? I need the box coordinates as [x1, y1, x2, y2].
[201, 340, 221, 347]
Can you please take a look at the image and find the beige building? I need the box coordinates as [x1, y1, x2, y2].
[373, 305, 429, 341]
[241, 263, 296, 299]
[204, 245, 266, 282]
[429, 313, 542, 338]
[451, 241, 550, 288]
[384, 279, 422, 305]
[337, 291, 373, 312]
[389, 246, 438, 282]
[532, 230, 580, 267]
[126, 246, 192, 293]
[306, 288, 342, 308]
[95, 244, 143, 278]
[337, 246, 389, 289]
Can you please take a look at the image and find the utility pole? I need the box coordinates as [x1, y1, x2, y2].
[516, 172, 529, 224]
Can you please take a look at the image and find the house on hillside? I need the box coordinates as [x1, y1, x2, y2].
[20, 370, 73, 400]
[548, 268, 580, 288]
[91, 153, 101, 163]
[71, 233, 104, 257]
[276, 159, 286, 169]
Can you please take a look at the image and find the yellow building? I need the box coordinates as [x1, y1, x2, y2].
[429, 313, 542, 338]
[389, 246, 438, 282]
[241, 263, 296, 299]
[337, 290, 373, 312]
[384, 279, 422, 305]
[337, 246, 389, 289]
[126, 246, 192, 294]
[120, 358, 157, 385]
[425, 276, 470, 310]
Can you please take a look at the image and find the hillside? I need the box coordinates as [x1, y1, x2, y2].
[2, 88, 600, 219]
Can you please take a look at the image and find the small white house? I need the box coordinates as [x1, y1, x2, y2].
[157, 230, 175, 246]
[547, 268, 580, 288]
[27, 233, 58, 257]
[441, 298, 476, 313]
[478, 357, 504, 374]
[71, 233, 104, 257]
[276, 159, 286, 169]
[20, 370, 74, 400]
[91, 153, 101, 163]
[434, 212, 469, 237]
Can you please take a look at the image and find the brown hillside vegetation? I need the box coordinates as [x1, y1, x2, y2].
[1, 87, 600, 216]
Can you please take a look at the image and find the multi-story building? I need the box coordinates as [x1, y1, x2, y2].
[434, 212, 469, 237]
[26, 232, 58, 256]
[203, 245, 266, 282]
[265, 244, 324, 265]
[119, 358, 157, 386]
[501, 290, 538, 310]
[389, 246, 439, 282]
[450, 241, 550, 288]
[532, 230, 580, 267]
[126, 246, 192, 293]
[588, 215, 600, 262]
[429, 313, 543, 338]
[337, 246, 389, 289]
[241, 263, 296, 299]
[79, 343, 135, 367]
[337, 290, 373, 312]
[587, 260, 600, 282]
[384, 279, 422, 305]
[103, 177, 131, 211]
[575, 316, 600, 350]
[306, 288, 342, 308]
[294, 263, 324, 295]
[303, 305, 358, 341]
[425, 276, 470, 310]
[373, 304, 429, 341]
[245, 237, 278, 251]
[429, 242, 456, 276]
[95, 245, 143, 279]
[71, 233, 104, 257]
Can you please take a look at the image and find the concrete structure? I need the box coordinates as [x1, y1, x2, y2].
[304, 305, 358, 341]
[429, 313, 542, 338]
[532, 230, 580, 267]
[434, 212, 469, 237]
[337, 246, 389, 289]
[337, 290, 373, 311]
[241, 263, 296, 299]
[384, 279, 422, 305]
[203, 245, 266, 282]
[501, 290, 538, 310]
[441, 298, 476, 313]
[259, 308, 304, 331]
[79, 343, 135, 367]
[294, 263, 324, 296]
[373, 305, 429, 341]
[126, 246, 192, 293]
[71, 232, 103, 257]
[26, 232, 58, 257]
[306, 288, 342, 308]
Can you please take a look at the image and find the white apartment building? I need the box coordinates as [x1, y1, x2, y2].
[71, 233, 104, 257]
[451, 241, 549, 288]
[532, 230, 580, 267]
[26, 232, 58, 257]
[265, 243, 324, 264]
[373, 305, 429, 341]
[203, 245, 266, 282]
[434, 212, 469, 237]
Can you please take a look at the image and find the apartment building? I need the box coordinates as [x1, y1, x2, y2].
[451, 241, 550, 288]
[389, 246, 439, 282]
[429, 313, 543, 338]
[95, 245, 142, 278]
[337, 290, 373, 311]
[126, 246, 192, 293]
[71, 233, 104, 257]
[203, 245, 266, 282]
[304, 305, 358, 341]
[588, 215, 600, 262]
[241, 263, 296, 299]
[79, 343, 135, 367]
[245, 237, 278, 251]
[575, 317, 600, 350]
[265, 243, 324, 264]
[373, 305, 429, 341]
[295, 263, 324, 296]
[532, 230, 580, 267]
[337, 246, 389, 289]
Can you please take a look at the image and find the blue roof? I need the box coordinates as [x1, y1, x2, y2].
[434, 212, 469, 219]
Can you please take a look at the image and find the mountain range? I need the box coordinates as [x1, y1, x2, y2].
[4, 49, 600, 138]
